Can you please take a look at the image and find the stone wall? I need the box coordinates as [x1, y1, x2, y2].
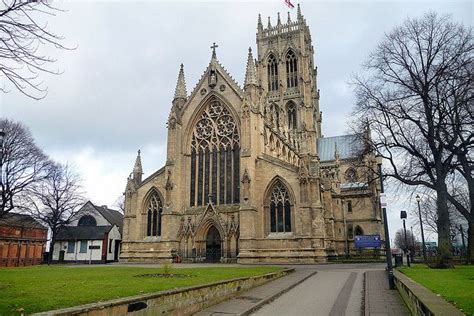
[393, 270, 464, 316]
[34, 269, 292, 316]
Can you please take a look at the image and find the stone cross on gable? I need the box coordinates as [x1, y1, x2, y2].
[211, 42, 218, 58]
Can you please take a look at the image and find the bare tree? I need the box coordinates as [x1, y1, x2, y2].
[0, 118, 51, 217]
[353, 12, 473, 265]
[113, 194, 124, 214]
[394, 228, 419, 254]
[25, 163, 84, 264]
[0, 0, 71, 99]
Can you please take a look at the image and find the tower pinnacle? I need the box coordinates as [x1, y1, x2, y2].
[173, 64, 187, 100]
[132, 149, 143, 183]
[244, 47, 257, 87]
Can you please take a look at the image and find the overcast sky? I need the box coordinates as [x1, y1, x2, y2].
[1, 0, 472, 243]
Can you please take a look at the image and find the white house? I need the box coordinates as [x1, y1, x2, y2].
[52, 201, 123, 263]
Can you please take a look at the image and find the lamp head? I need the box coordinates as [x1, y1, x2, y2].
[400, 210, 407, 219]
[416, 194, 421, 202]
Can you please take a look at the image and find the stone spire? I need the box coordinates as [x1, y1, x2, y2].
[277, 12, 281, 26]
[267, 16, 271, 28]
[297, 3, 303, 21]
[173, 64, 187, 101]
[287, 12, 291, 24]
[244, 47, 257, 87]
[257, 14, 263, 32]
[132, 149, 143, 183]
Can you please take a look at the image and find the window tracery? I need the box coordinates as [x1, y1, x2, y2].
[287, 102, 297, 130]
[267, 54, 279, 92]
[146, 193, 163, 237]
[268, 180, 292, 233]
[190, 98, 240, 207]
[286, 50, 298, 88]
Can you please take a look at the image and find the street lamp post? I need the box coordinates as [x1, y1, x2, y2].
[415, 195, 427, 262]
[377, 158, 395, 289]
[400, 211, 410, 267]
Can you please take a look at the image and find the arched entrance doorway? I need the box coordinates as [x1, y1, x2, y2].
[205, 226, 221, 263]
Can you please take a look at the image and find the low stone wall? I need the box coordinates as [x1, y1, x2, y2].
[34, 268, 293, 316]
[393, 270, 464, 316]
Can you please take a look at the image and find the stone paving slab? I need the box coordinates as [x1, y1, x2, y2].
[194, 269, 317, 316]
[365, 270, 409, 316]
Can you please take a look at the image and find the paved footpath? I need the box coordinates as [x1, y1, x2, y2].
[195, 263, 409, 316]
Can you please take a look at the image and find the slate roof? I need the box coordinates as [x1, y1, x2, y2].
[56, 225, 112, 241]
[0, 213, 47, 230]
[317, 134, 363, 161]
[94, 205, 123, 234]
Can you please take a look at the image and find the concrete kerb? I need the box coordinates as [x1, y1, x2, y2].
[34, 268, 295, 316]
[240, 270, 318, 316]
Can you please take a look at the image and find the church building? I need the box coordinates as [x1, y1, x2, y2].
[121, 5, 384, 263]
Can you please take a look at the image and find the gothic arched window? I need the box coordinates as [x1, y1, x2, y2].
[146, 192, 163, 237]
[287, 102, 297, 130]
[354, 225, 364, 236]
[190, 98, 240, 207]
[78, 215, 96, 226]
[286, 50, 298, 88]
[267, 54, 279, 92]
[268, 180, 292, 233]
[345, 168, 357, 182]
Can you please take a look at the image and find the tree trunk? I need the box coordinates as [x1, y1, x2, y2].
[436, 181, 452, 267]
[468, 215, 474, 264]
[48, 234, 55, 265]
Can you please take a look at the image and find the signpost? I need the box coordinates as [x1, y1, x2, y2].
[354, 235, 382, 249]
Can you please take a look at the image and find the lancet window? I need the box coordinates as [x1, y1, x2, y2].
[190, 98, 240, 207]
[268, 180, 292, 233]
[146, 193, 163, 237]
[287, 102, 297, 130]
[286, 50, 298, 88]
[267, 54, 279, 92]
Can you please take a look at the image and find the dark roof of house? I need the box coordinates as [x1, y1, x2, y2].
[0, 213, 47, 230]
[93, 205, 123, 233]
[317, 134, 363, 161]
[55, 225, 112, 241]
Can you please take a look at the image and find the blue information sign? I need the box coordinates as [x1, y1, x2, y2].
[354, 235, 381, 249]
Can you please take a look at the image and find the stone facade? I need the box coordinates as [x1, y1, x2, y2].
[120, 5, 384, 264]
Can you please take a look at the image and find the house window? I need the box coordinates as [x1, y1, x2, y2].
[146, 193, 163, 237]
[189, 98, 240, 207]
[286, 50, 298, 88]
[79, 240, 88, 253]
[109, 239, 113, 253]
[268, 179, 292, 233]
[78, 215, 97, 226]
[67, 241, 75, 253]
[267, 54, 279, 91]
[347, 200, 353, 213]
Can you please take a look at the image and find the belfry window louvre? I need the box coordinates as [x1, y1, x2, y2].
[267, 54, 279, 91]
[190, 98, 240, 207]
[268, 180, 292, 233]
[286, 50, 298, 88]
[146, 193, 163, 237]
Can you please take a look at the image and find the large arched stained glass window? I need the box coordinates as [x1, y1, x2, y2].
[286, 50, 298, 88]
[267, 54, 279, 92]
[268, 180, 292, 233]
[146, 193, 163, 237]
[190, 98, 240, 207]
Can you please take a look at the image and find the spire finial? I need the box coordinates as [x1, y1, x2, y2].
[277, 12, 281, 25]
[133, 149, 143, 182]
[267, 16, 271, 28]
[258, 13, 263, 31]
[173, 63, 187, 100]
[211, 42, 218, 59]
[297, 3, 302, 21]
[244, 47, 257, 87]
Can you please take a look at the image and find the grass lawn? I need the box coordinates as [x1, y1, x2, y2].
[399, 265, 474, 315]
[0, 265, 282, 314]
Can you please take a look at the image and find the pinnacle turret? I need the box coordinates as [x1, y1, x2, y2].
[267, 16, 271, 28]
[258, 14, 263, 31]
[297, 3, 303, 21]
[277, 12, 281, 26]
[173, 64, 187, 100]
[244, 47, 257, 87]
[132, 149, 143, 183]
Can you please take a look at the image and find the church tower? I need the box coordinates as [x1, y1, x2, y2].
[256, 4, 322, 155]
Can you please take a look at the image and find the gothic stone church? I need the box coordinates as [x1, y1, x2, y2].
[121, 6, 384, 263]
